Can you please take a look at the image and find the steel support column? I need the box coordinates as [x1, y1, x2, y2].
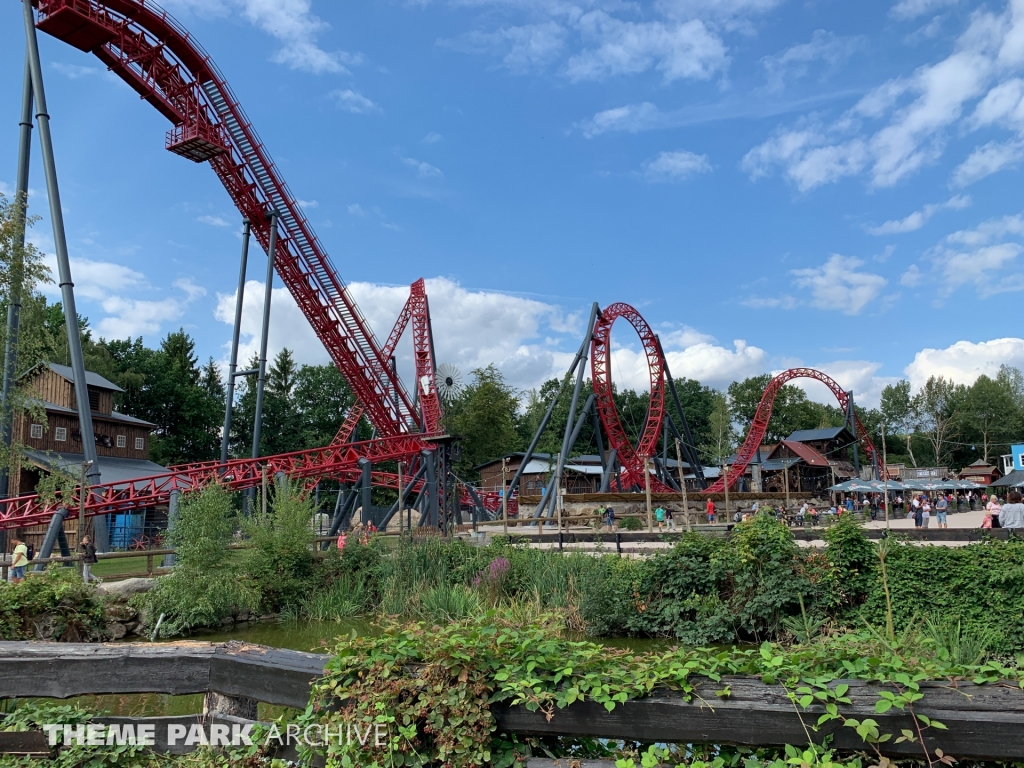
[599, 448, 617, 492]
[33, 506, 69, 571]
[221, 219, 251, 464]
[22, 1, 104, 548]
[251, 211, 278, 459]
[0, 54, 35, 511]
[359, 458, 372, 526]
[423, 449, 438, 528]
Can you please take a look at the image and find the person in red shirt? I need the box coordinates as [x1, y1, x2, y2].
[706, 499, 716, 523]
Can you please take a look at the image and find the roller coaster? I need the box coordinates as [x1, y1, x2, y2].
[0, 0, 883, 538]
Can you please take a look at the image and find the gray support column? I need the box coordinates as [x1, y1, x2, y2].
[221, 219, 251, 464]
[659, 337, 706, 489]
[599, 448, 617, 492]
[377, 462, 427, 531]
[163, 489, 179, 568]
[423, 450, 438, 528]
[846, 394, 861, 477]
[507, 303, 599, 499]
[537, 395, 595, 519]
[552, 308, 597, 498]
[33, 506, 69, 571]
[22, 2, 103, 543]
[251, 211, 278, 459]
[0, 54, 35, 509]
[358, 458, 372, 525]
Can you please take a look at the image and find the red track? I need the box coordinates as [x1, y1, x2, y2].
[591, 303, 673, 493]
[707, 368, 882, 492]
[32, 0, 417, 437]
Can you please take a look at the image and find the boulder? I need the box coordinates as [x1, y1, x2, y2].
[97, 578, 157, 598]
[104, 621, 127, 640]
[103, 603, 138, 622]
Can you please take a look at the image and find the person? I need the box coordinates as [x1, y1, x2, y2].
[921, 497, 931, 528]
[733, 509, 742, 523]
[337, 530, 347, 552]
[605, 506, 616, 531]
[595, 506, 606, 529]
[809, 506, 819, 527]
[10, 536, 29, 584]
[845, 497, 854, 513]
[987, 495, 1002, 528]
[706, 499, 716, 524]
[982, 510, 994, 529]
[79, 535, 98, 583]
[665, 507, 675, 531]
[795, 505, 805, 527]
[751, 500, 760, 514]
[655, 506, 665, 532]
[935, 494, 949, 529]
[999, 491, 1024, 530]
[913, 496, 923, 528]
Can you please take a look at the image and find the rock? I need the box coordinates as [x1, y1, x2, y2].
[235, 613, 250, 622]
[123, 622, 140, 635]
[104, 621, 127, 640]
[103, 603, 138, 622]
[97, 578, 157, 597]
[220, 616, 234, 626]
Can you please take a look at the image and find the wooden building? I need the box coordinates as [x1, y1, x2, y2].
[958, 459, 1001, 486]
[7, 362, 168, 551]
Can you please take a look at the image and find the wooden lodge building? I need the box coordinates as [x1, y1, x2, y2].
[728, 426, 859, 494]
[7, 363, 169, 550]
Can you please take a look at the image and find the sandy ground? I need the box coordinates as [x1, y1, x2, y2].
[862, 508, 986, 529]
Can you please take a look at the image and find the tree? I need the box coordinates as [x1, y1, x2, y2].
[292, 363, 354, 448]
[446, 365, 521, 478]
[960, 374, 1020, 464]
[727, 375, 843, 444]
[880, 380, 918, 467]
[913, 376, 964, 467]
[702, 391, 734, 464]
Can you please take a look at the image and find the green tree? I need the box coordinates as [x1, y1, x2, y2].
[446, 364, 522, 477]
[702, 390, 735, 464]
[960, 374, 1020, 464]
[728, 375, 842, 444]
[292, 363, 354, 447]
[913, 376, 965, 467]
[880, 380, 918, 467]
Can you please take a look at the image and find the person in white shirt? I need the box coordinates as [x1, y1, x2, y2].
[921, 498, 932, 528]
[999, 491, 1024, 530]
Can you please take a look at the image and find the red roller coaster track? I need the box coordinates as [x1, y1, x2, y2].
[31, 0, 417, 438]
[591, 303, 674, 493]
[706, 368, 882, 493]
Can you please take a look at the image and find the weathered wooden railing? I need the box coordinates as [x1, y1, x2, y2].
[1, 641, 1024, 761]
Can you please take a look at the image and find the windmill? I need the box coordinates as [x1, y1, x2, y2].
[436, 363, 464, 406]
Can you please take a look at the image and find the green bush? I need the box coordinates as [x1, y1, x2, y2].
[618, 515, 644, 531]
[241, 483, 317, 613]
[0, 569, 108, 641]
[135, 484, 257, 636]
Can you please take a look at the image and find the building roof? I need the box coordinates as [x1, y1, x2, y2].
[28, 398, 155, 428]
[20, 362, 124, 392]
[959, 464, 997, 476]
[786, 426, 851, 443]
[769, 440, 832, 468]
[23, 450, 169, 490]
[992, 469, 1024, 488]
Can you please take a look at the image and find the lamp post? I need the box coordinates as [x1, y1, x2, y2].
[644, 456, 654, 533]
[781, 458, 799, 512]
[501, 458, 509, 538]
[397, 461, 404, 534]
[78, 459, 93, 573]
[674, 438, 690, 532]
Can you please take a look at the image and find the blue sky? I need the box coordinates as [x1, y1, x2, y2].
[3, 0, 1024, 408]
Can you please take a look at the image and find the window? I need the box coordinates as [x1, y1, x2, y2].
[30, 424, 43, 439]
[135, 437, 145, 450]
[88, 388, 100, 411]
[55, 427, 67, 442]
[116, 435, 126, 448]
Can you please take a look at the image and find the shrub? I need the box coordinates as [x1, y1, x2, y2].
[241, 483, 317, 613]
[0, 569, 108, 641]
[135, 484, 257, 636]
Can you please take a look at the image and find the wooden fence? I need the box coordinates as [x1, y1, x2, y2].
[1, 641, 1023, 760]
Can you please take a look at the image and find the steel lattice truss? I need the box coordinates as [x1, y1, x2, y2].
[591, 303, 674, 493]
[706, 367, 883, 493]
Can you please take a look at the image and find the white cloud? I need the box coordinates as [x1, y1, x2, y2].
[578, 102, 663, 138]
[297, 199, 319, 209]
[331, 89, 381, 115]
[40, 253, 146, 302]
[761, 30, 863, 92]
[51, 62, 100, 79]
[866, 194, 970, 235]
[890, 0, 959, 21]
[905, 338, 1024, 389]
[790, 255, 888, 314]
[740, 295, 798, 309]
[440, 22, 567, 74]
[565, 12, 728, 83]
[952, 138, 1024, 185]
[642, 150, 712, 182]
[162, 0, 360, 74]
[664, 340, 767, 389]
[347, 204, 367, 217]
[422, 132, 443, 144]
[400, 157, 444, 179]
[198, 215, 231, 227]
[657, 0, 785, 24]
[744, 6, 1009, 191]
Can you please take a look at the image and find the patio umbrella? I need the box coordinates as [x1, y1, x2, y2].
[829, 479, 899, 492]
